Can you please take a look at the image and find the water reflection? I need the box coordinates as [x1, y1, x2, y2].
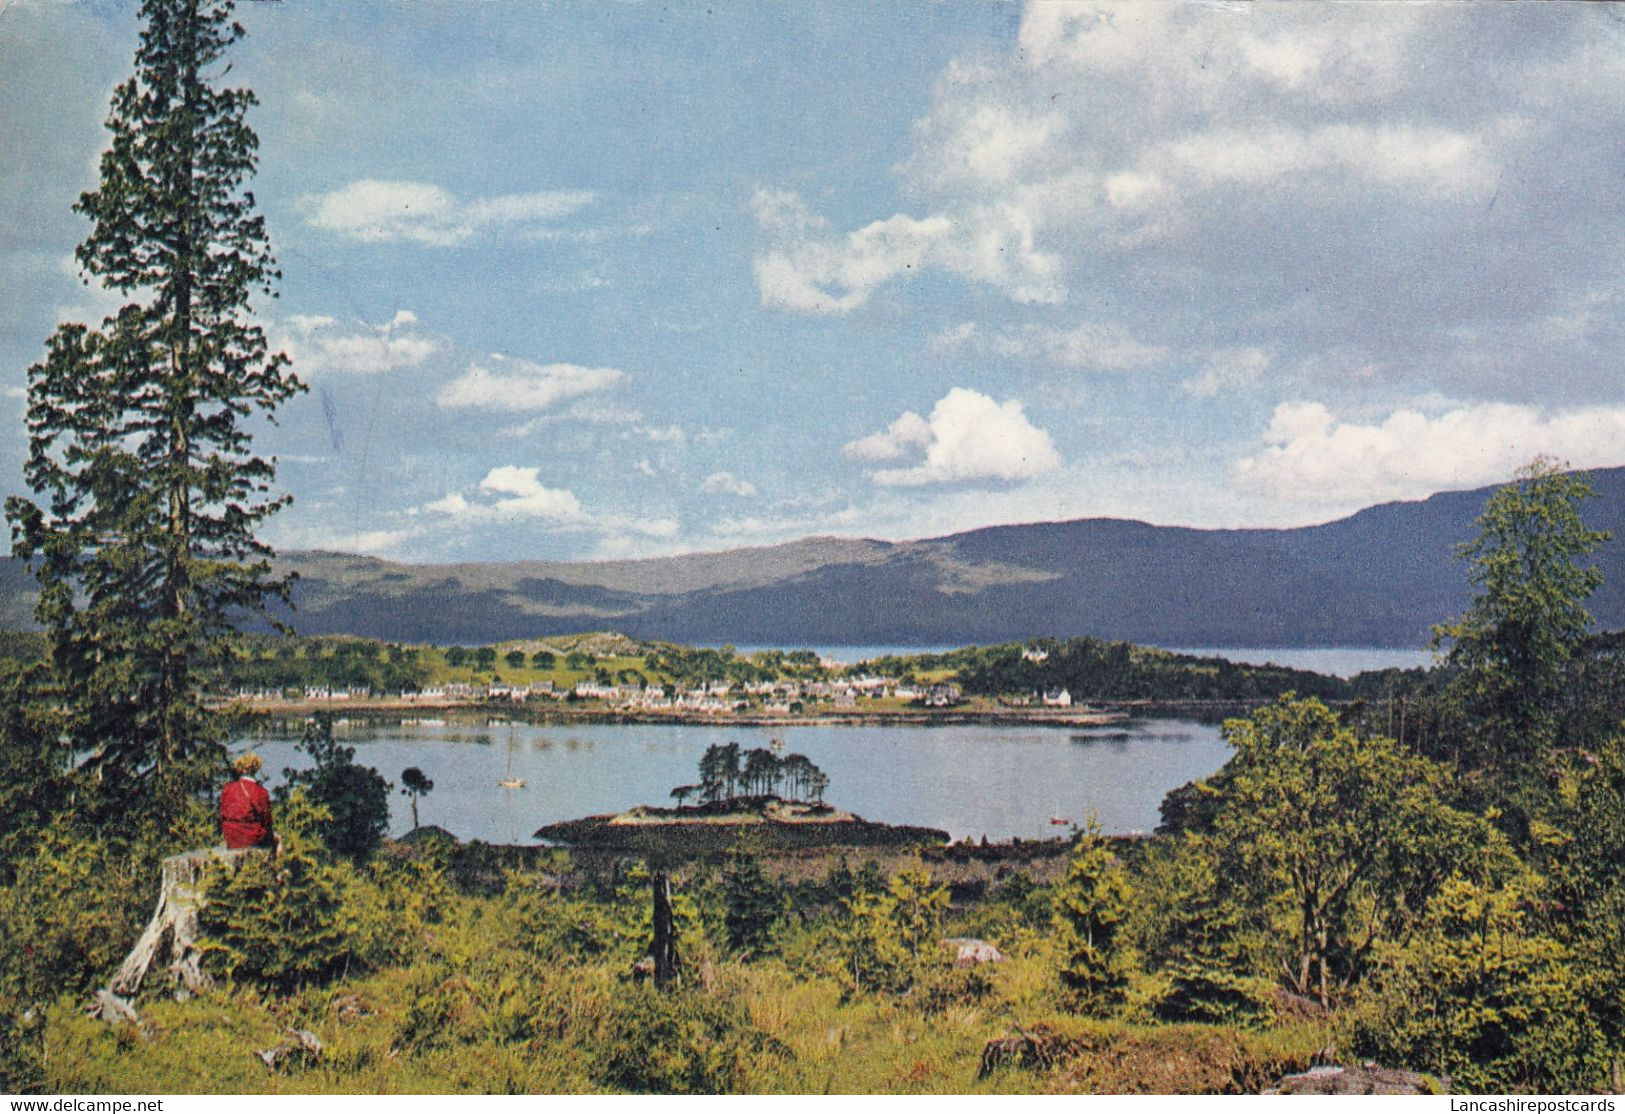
[242, 718, 1232, 845]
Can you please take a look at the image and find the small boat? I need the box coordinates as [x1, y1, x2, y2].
[770, 737, 786, 751]
[498, 738, 525, 789]
[1049, 816, 1072, 826]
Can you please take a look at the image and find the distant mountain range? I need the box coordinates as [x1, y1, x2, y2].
[7, 469, 1625, 648]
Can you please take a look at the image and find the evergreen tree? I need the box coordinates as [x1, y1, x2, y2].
[1052, 818, 1135, 1012]
[1143, 834, 1273, 1025]
[400, 766, 434, 831]
[828, 868, 947, 998]
[5, 0, 300, 822]
[721, 840, 783, 956]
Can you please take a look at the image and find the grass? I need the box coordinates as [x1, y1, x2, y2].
[34, 870, 1334, 1096]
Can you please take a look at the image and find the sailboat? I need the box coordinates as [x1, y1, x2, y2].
[498, 733, 526, 789]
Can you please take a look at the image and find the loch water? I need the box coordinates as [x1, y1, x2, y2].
[241, 717, 1232, 845]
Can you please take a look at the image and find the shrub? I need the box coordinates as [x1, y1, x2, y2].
[198, 791, 353, 992]
[341, 850, 453, 970]
[1348, 876, 1608, 1092]
[826, 867, 948, 999]
[1132, 834, 1274, 1026]
[0, 819, 151, 1005]
[722, 842, 785, 957]
[594, 984, 781, 1094]
[279, 714, 391, 863]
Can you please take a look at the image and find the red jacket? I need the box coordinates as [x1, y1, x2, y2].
[220, 777, 274, 850]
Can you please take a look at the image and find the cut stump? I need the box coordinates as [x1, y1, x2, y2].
[89, 846, 265, 1021]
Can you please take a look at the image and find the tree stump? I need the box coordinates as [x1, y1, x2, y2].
[651, 870, 680, 990]
[98, 847, 263, 1010]
[977, 1026, 1087, 1078]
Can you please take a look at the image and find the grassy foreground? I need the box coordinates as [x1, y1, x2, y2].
[37, 867, 1330, 1095]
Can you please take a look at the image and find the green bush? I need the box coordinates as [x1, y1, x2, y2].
[594, 984, 782, 1094]
[1053, 821, 1137, 1013]
[198, 791, 353, 992]
[341, 851, 453, 970]
[0, 819, 151, 1005]
[1131, 834, 1274, 1026]
[279, 715, 391, 863]
[1349, 876, 1608, 1093]
[825, 867, 948, 999]
[722, 842, 785, 957]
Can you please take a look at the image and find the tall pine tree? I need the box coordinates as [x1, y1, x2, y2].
[5, 0, 300, 824]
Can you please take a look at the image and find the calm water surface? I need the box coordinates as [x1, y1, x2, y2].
[1167, 647, 1434, 677]
[734, 644, 1433, 676]
[242, 718, 1229, 845]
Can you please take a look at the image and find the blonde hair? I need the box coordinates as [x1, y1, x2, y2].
[233, 752, 263, 777]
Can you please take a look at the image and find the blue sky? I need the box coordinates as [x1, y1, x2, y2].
[2, 1, 1622, 562]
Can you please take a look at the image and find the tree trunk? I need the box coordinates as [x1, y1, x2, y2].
[651, 869, 679, 991]
[91, 846, 264, 1019]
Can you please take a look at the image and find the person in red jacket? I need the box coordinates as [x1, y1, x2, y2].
[220, 752, 276, 851]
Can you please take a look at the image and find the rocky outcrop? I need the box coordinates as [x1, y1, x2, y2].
[1265, 1064, 1446, 1095]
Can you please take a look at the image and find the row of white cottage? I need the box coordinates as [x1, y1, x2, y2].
[245, 681, 1073, 709]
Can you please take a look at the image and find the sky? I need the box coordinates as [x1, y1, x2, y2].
[1, 1, 1622, 563]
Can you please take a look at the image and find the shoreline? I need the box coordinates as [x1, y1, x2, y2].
[216, 696, 1262, 728]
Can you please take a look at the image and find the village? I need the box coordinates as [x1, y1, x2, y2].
[222, 672, 1084, 718]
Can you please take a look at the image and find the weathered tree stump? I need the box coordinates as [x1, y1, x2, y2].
[256, 1027, 323, 1070]
[651, 869, 680, 990]
[88, 847, 265, 1021]
[978, 1026, 1087, 1078]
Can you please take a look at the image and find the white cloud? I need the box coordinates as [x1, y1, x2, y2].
[266, 523, 422, 558]
[844, 388, 1061, 486]
[423, 465, 582, 521]
[752, 189, 1063, 314]
[707, 504, 867, 545]
[419, 466, 677, 543]
[1158, 123, 1492, 199]
[901, 80, 1067, 191]
[928, 321, 979, 355]
[436, 357, 623, 412]
[303, 179, 596, 246]
[1235, 400, 1625, 506]
[842, 410, 932, 463]
[1182, 347, 1270, 396]
[275, 310, 445, 377]
[993, 321, 1168, 371]
[931, 319, 1169, 372]
[750, 0, 1625, 413]
[700, 471, 758, 497]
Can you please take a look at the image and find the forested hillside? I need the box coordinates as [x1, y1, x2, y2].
[13, 470, 1625, 648]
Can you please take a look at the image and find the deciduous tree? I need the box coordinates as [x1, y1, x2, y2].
[1434, 457, 1610, 780]
[1215, 695, 1484, 1006]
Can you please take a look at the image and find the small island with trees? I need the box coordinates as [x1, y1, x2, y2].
[535, 742, 950, 853]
